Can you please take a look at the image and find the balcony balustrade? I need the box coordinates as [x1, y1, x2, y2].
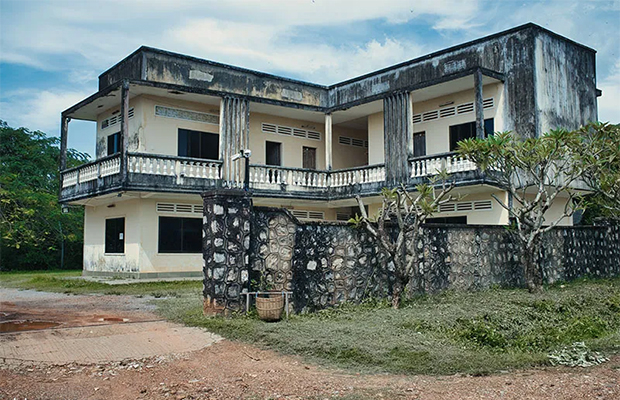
[410, 152, 477, 178]
[60, 151, 480, 202]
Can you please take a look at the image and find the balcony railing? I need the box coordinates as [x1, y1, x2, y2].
[248, 164, 386, 191]
[129, 153, 221, 181]
[61, 154, 121, 188]
[60, 151, 481, 202]
[410, 152, 477, 178]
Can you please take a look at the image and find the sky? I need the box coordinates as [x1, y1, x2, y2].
[1, 0, 619, 158]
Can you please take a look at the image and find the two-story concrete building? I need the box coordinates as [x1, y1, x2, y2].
[59, 23, 599, 279]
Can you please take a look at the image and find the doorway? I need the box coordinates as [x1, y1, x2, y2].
[302, 146, 317, 169]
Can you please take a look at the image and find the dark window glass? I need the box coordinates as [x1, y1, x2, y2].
[158, 217, 202, 253]
[449, 119, 494, 151]
[107, 132, 120, 156]
[265, 141, 281, 166]
[178, 129, 219, 160]
[484, 118, 495, 137]
[426, 216, 467, 224]
[105, 217, 125, 253]
[413, 132, 426, 157]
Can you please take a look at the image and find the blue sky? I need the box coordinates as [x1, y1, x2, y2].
[1, 0, 618, 158]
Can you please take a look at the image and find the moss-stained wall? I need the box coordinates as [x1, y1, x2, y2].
[247, 208, 619, 312]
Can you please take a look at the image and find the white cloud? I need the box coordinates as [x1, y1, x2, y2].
[168, 18, 425, 83]
[598, 59, 620, 124]
[0, 89, 90, 134]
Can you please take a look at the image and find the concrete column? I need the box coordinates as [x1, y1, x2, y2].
[383, 92, 412, 185]
[59, 115, 70, 171]
[120, 80, 130, 181]
[220, 96, 250, 187]
[474, 69, 485, 139]
[202, 190, 252, 315]
[325, 113, 332, 170]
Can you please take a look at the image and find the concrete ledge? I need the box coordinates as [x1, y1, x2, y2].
[82, 270, 203, 280]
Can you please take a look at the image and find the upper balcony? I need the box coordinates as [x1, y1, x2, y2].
[59, 71, 501, 204]
[59, 150, 489, 203]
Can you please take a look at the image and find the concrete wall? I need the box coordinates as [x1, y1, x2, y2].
[412, 83, 503, 155]
[367, 112, 385, 164]
[535, 33, 598, 133]
[331, 125, 368, 169]
[83, 196, 203, 276]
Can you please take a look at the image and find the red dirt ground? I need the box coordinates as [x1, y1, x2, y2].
[1, 289, 618, 400]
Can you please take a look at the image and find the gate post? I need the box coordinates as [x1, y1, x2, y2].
[202, 189, 252, 315]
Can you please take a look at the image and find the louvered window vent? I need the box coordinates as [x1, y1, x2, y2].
[262, 123, 321, 141]
[156, 202, 203, 215]
[288, 209, 325, 220]
[101, 108, 134, 130]
[413, 98, 494, 124]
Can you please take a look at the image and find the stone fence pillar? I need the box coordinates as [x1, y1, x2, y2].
[202, 190, 252, 315]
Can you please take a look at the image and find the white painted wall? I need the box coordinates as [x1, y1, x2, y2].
[83, 196, 204, 274]
[332, 125, 368, 169]
[249, 112, 326, 169]
[367, 112, 385, 164]
[412, 83, 504, 155]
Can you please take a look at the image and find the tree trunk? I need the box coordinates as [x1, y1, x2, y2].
[523, 240, 543, 293]
[392, 280, 403, 309]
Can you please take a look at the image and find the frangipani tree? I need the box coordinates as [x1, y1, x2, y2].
[573, 122, 620, 221]
[458, 129, 586, 292]
[352, 173, 457, 309]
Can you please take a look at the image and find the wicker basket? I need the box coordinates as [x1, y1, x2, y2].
[256, 293, 285, 321]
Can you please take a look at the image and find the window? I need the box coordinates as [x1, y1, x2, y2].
[426, 216, 467, 224]
[449, 119, 494, 151]
[105, 217, 125, 254]
[178, 129, 219, 160]
[158, 217, 202, 253]
[265, 141, 282, 166]
[413, 132, 426, 157]
[302, 147, 317, 169]
[107, 132, 120, 156]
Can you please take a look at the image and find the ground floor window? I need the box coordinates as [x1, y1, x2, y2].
[426, 216, 468, 224]
[158, 217, 202, 253]
[105, 217, 125, 253]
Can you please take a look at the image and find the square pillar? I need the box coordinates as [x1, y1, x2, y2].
[325, 113, 333, 170]
[474, 69, 485, 139]
[219, 96, 250, 187]
[202, 190, 252, 315]
[59, 115, 70, 171]
[383, 91, 412, 185]
[120, 80, 130, 181]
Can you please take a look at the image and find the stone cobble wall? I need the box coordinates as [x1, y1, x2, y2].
[202, 191, 252, 314]
[248, 208, 620, 312]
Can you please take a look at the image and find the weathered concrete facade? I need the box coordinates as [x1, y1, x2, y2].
[228, 207, 619, 312]
[60, 23, 600, 279]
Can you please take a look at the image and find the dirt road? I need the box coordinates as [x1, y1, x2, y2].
[1, 289, 618, 399]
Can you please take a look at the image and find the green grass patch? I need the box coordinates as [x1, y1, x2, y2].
[0, 270, 201, 297]
[156, 277, 620, 376]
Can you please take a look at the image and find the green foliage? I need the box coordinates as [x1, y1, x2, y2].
[0, 121, 89, 270]
[156, 276, 620, 376]
[573, 122, 620, 221]
[0, 269, 202, 296]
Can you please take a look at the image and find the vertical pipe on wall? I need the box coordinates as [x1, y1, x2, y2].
[406, 92, 414, 159]
[325, 113, 333, 171]
[120, 80, 130, 182]
[474, 69, 485, 140]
